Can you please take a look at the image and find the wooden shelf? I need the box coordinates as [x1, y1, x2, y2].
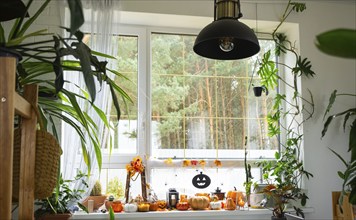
[0, 56, 38, 219]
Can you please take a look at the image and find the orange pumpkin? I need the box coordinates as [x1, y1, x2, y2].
[138, 202, 150, 212]
[180, 194, 188, 202]
[157, 200, 167, 211]
[149, 202, 158, 211]
[225, 198, 236, 210]
[111, 201, 123, 212]
[176, 202, 189, 211]
[226, 188, 243, 204]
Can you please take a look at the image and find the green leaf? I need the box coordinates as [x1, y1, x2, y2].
[6, 29, 49, 47]
[293, 56, 315, 78]
[316, 29, 356, 59]
[81, 140, 91, 176]
[109, 84, 121, 120]
[338, 171, 345, 180]
[16, 0, 51, 39]
[77, 202, 88, 213]
[350, 119, 356, 160]
[53, 36, 64, 93]
[109, 206, 115, 220]
[67, 0, 85, 35]
[257, 50, 279, 89]
[329, 148, 348, 167]
[73, 42, 97, 102]
[291, 2, 306, 12]
[92, 50, 117, 59]
[322, 108, 356, 137]
[0, 23, 5, 44]
[323, 90, 337, 120]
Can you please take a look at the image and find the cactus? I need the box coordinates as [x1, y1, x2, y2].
[90, 180, 102, 196]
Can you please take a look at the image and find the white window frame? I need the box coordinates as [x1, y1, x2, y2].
[71, 11, 303, 188]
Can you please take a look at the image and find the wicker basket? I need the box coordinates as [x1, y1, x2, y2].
[12, 128, 62, 201]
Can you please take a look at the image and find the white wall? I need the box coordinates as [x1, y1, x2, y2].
[17, 1, 355, 219]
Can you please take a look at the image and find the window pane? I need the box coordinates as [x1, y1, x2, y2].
[99, 169, 141, 200]
[151, 33, 277, 159]
[105, 35, 138, 154]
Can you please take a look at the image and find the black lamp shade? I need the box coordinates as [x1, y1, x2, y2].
[193, 19, 260, 60]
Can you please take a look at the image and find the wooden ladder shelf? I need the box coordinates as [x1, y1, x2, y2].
[0, 56, 38, 219]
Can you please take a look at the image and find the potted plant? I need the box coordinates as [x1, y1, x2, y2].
[255, 1, 315, 219]
[0, 0, 131, 218]
[34, 172, 89, 220]
[0, 0, 131, 173]
[82, 180, 107, 211]
[316, 28, 356, 206]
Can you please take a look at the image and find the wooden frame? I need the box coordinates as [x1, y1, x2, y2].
[332, 191, 355, 220]
[0, 56, 38, 219]
[125, 169, 147, 203]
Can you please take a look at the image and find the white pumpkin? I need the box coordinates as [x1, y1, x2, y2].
[210, 201, 222, 210]
[124, 203, 138, 212]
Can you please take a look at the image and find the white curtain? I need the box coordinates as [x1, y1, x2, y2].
[59, 0, 120, 202]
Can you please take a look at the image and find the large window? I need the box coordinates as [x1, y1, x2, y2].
[97, 26, 278, 200]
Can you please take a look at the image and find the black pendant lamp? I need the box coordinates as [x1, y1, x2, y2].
[193, 0, 260, 60]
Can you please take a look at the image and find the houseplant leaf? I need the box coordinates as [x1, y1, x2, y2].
[323, 90, 337, 120]
[17, 0, 51, 39]
[66, 0, 85, 35]
[316, 29, 356, 59]
[0, 0, 28, 22]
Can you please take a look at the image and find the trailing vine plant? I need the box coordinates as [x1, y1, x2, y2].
[255, 1, 315, 217]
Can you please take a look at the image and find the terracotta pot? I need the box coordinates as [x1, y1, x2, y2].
[82, 195, 107, 210]
[38, 213, 72, 220]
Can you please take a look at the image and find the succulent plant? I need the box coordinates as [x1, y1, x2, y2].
[90, 180, 102, 196]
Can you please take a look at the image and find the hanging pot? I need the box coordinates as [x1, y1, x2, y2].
[253, 86, 269, 97]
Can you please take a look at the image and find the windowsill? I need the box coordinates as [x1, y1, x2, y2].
[71, 207, 314, 220]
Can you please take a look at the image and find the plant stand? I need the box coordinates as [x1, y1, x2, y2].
[332, 191, 355, 220]
[124, 168, 147, 203]
[0, 56, 38, 219]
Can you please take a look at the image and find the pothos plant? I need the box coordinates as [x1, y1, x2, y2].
[0, 0, 132, 172]
[255, 1, 314, 218]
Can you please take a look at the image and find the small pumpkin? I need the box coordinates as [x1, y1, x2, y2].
[157, 200, 167, 211]
[138, 202, 150, 212]
[210, 195, 221, 210]
[112, 200, 123, 212]
[188, 196, 210, 210]
[124, 203, 138, 213]
[180, 194, 188, 203]
[149, 202, 158, 211]
[176, 202, 189, 211]
[225, 198, 236, 211]
[226, 188, 243, 204]
[210, 201, 222, 210]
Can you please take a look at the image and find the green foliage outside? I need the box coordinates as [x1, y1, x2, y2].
[106, 177, 124, 199]
[112, 33, 279, 154]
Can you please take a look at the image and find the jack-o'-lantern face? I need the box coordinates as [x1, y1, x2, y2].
[192, 172, 211, 189]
